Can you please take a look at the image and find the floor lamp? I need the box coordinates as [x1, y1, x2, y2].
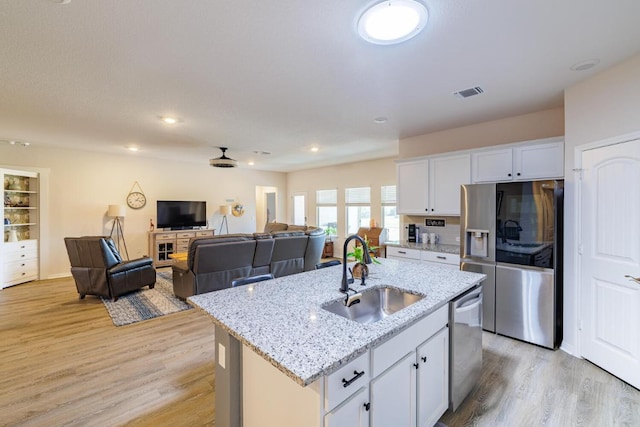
[219, 205, 230, 235]
[108, 204, 129, 260]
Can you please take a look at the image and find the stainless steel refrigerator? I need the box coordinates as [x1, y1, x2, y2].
[460, 180, 563, 349]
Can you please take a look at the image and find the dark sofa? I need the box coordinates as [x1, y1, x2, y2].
[172, 226, 324, 299]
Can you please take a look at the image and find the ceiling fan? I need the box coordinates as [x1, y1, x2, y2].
[209, 147, 238, 168]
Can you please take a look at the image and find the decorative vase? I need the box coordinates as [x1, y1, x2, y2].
[8, 229, 18, 242]
[352, 262, 369, 279]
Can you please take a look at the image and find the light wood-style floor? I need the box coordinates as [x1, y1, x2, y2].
[0, 274, 216, 426]
[2, 275, 639, 426]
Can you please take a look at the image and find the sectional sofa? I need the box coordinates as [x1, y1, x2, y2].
[172, 225, 325, 299]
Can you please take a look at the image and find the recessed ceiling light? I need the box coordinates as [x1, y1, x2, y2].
[127, 146, 139, 152]
[373, 117, 388, 124]
[248, 161, 255, 166]
[51, 0, 71, 4]
[358, 0, 428, 45]
[311, 147, 319, 152]
[570, 58, 600, 71]
[160, 116, 179, 124]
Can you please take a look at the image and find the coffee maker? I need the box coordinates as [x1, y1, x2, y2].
[407, 224, 417, 242]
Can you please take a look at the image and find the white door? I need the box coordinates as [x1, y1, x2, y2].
[581, 138, 640, 389]
[324, 387, 370, 427]
[370, 352, 416, 427]
[292, 193, 306, 225]
[429, 154, 470, 215]
[416, 328, 449, 427]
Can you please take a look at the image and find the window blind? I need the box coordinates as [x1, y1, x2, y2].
[345, 187, 370, 204]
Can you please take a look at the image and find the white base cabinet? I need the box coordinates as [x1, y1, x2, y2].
[240, 304, 450, 427]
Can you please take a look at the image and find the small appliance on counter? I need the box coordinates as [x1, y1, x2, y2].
[407, 223, 417, 242]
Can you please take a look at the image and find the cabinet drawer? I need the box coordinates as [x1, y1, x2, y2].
[386, 247, 421, 260]
[422, 251, 460, 266]
[176, 231, 196, 239]
[155, 233, 175, 240]
[177, 238, 191, 246]
[325, 351, 370, 411]
[4, 247, 37, 262]
[196, 230, 214, 237]
[4, 239, 37, 254]
[4, 259, 38, 282]
[371, 304, 448, 377]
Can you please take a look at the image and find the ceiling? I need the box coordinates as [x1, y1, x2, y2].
[1, 1, 640, 172]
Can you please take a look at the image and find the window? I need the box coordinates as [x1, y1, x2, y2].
[316, 189, 337, 236]
[292, 194, 306, 225]
[381, 185, 400, 241]
[345, 187, 370, 235]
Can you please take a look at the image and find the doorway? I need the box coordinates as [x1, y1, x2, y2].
[255, 186, 278, 232]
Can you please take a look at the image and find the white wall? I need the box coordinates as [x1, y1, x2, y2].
[1, 145, 286, 278]
[563, 53, 640, 356]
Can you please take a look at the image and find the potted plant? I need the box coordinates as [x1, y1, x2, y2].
[348, 236, 381, 279]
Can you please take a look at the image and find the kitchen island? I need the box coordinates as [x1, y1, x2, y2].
[189, 258, 485, 427]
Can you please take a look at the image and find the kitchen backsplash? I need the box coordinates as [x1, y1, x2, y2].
[403, 216, 461, 245]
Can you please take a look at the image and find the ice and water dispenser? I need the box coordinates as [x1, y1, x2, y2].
[464, 229, 489, 258]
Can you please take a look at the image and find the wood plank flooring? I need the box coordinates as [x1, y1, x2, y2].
[0, 274, 216, 426]
[440, 332, 640, 426]
[2, 274, 639, 426]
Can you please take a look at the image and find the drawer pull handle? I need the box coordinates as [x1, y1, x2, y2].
[21, 272, 26, 276]
[342, 370, 365, 388]
[398, 251, 407, 254]
[421, 356, 427, 363]
[436, 256, 447, 260]
[21, 254, 26, 258]
[413, 363, 419, 369]
[363, 402, 371, 411]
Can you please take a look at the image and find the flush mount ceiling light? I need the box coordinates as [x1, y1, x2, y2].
[159, 116, 180, 125]
[358, 0, 428, 45]
[210, 147, 238, 168]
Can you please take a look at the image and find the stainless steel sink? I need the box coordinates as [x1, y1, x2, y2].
[322, 287, 424, 324]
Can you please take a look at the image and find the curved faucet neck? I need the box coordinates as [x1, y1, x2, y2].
[341, 234, 372, 293]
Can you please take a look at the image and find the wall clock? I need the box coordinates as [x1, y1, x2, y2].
[127, 181, 147, 209]
[232, 203, 245, 217]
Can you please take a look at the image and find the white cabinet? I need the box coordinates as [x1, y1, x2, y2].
[2, 169, 39, 288]
[397, 154, 471, 216]
[428, 153, 471, 215]
[325, 387, 370, 427]
[386, 246, 422, 263]
[416, 328, 449, 427]
[422, 251, 460, 270]
[397, 159, 429, 215]
[369, 304, 450, 427]
[370, 352, 415, 427]
[472, 138, 564, 183]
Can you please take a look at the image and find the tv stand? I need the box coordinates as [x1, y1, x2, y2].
[148, 229, 215, 267]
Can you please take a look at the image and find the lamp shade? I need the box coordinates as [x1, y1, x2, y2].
[108, 204, 126, 218]
[219, 205, 230, 216]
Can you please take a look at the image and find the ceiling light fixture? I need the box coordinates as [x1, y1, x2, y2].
[570, 58, 600, 71]
[210, 147, 238, 168]
[311, 147, 319, 152]
[373, 117, 388, 124]
[127, 146, 139, 152]
[160, 116, 179, 124]
[358, 0, 428, 45]
[248, 161, 255, 166]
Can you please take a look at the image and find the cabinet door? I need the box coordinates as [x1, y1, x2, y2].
[471, 149, 513, 183]
[370, 352, 416, 427]
[325, 387, 370, 427]
[514, 140, 564, 180]
[397, 160, 429, 214]
[429, 154, 471, 215]
[416, 328, 449, 427]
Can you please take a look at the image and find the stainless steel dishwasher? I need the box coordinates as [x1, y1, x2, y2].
[449, 284, 483, 411]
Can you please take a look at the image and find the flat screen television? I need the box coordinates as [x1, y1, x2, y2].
[157, 200, 207, 230]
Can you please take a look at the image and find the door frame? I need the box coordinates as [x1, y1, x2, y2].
[574, 129, 640, 358]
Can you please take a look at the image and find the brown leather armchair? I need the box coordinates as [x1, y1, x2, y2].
[64, 236, 156, 301]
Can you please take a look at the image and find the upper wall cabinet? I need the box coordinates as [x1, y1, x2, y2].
[472, 138, 564, 183]
[397, 154, 471, 216]
[428, 153, 471, 215]
[397, 159, 429, 215]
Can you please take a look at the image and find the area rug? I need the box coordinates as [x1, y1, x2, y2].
[101, 270, 192, 326]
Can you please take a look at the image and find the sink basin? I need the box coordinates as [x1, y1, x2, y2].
[322, 287, 424, 324]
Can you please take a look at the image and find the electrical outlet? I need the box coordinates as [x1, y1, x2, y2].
[455, 236, 460, 242]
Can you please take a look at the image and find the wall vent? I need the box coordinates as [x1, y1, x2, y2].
[453, 86, 484, 99]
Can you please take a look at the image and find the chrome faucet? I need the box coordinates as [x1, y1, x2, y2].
[341, 235, 373, 294]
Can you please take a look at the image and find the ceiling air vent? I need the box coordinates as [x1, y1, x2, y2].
[453, 86, 484, 99]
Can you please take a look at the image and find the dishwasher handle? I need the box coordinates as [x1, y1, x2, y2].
[455, 294, 482, 314]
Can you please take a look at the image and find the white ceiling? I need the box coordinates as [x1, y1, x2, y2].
[1, 1, 640, 172]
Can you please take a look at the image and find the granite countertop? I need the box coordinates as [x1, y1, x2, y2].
[189, 259, 484, 387]
[385, 241, 461, 255]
